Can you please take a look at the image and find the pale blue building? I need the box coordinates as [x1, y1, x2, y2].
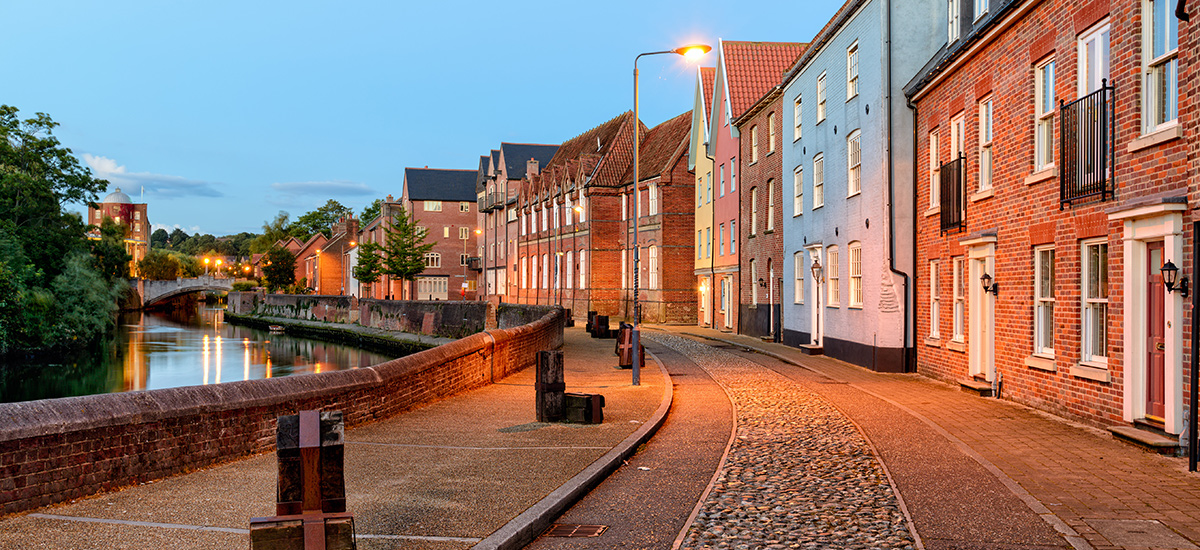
[781, 0, 942, 372]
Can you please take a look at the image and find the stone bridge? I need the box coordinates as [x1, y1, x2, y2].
[138, 276, 234, 307]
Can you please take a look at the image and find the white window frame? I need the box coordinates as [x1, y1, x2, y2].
[578, 249, 586, 289]
[706, 172, 712, 203]
[930, 260, 941, 339]
[460, 253, 470, 266]
[730, 158, 737, 191]
[622, 248, 627, 289]
[705, 227, 711, 258]
[793, 95, 802, 141]
[720, 164, 726, 197]
[848, 242, 863, 308]
[793, 166, 803, 216]
[697, 230, 703, 259]
[794, 251, 805, 304]
[460, 202, 470, 212]
[974, 0, 988, 20]
[952, 256, 965, 342]
[813, 154, 825, 208]
[847, 130, 862, 197]
[443, 227, 450, 239]
[648, 183, 659, 216]
[929, 130, 940, 207]
[1078, 21, 1111, 96]
[1035, 57, 1056, 171]
[817, 72, 828, 123]
[730, 221, 736, 254]
[1143, 0, 1178, 132]
[768, 112, 776, 153]
[826, 245, 840, 307]
[459, 227, 469, 239]
[1034, 246, 1055, 357]
[520, 256, 527, 289]
[424, 252, 441, 268]
[948, 0, 961, 43]
[846, 41, 859, 100]
[1082, 239, 1109, 365]
[767, 179, 775, 231]
[751, 258, 759, 305]
[719, 223, 725, 256]
[424, 200, 442, 212]
[647, 245, 658, 289]
[622, 193, 628, 221]
[751, 124, 759, 163]
[978, 97, 994, 191]
[750, 186, 758, 235]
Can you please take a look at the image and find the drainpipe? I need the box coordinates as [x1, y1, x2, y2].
[904, 94, 920, 374]
[885, 0, 914, 373]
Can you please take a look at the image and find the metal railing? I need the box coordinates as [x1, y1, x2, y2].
[1060, 81, 1115, 208]
[940, 154, 965, 233]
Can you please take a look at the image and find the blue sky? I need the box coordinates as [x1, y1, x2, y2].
[3, 1, 835, 236]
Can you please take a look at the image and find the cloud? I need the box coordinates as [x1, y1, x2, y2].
[270, 180, 376, 197]
[83, 154, 224, 199]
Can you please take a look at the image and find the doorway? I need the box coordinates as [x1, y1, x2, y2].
[1147, 240, 1166, 422]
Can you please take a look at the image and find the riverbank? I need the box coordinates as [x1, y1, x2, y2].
[223, 311, 446, 357]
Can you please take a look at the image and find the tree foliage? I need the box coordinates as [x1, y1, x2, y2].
[250, 211, 292, 254]
[150, 228, 169, 249]
[90, 218, 132, 283]
[262, 246, 296, 291]
[359, 199, 382, 225]
[379, 206, 434, 297]
[352, 241, 382, 292]
[137, 249, 182, 280]
[288, 199, 351, 241]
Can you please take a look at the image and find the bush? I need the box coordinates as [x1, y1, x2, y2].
[231, 281, 258, 292]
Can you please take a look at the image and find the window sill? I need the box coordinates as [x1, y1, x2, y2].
[847, 191, 861, 199]
[749, 160, 758, 166]
[813, 204, 825, 211]
[1071, 362, 1110, 382]
[1024, 355, 1056, 372]
[748, 234, 756, 239]
[793, 213, 802, 218]
[925, 337, 941, 347]
[848, 304, 863, 310]
[764, 229, 775, 234]
[766, 150, 776, 158]
[826, 304, 840, 309]
[1024, 165, 1057, 185]
[1128, 122, 1182, 153]
[794, 136, 802, 143]
[970, 187, 994, 202]
[846, 93, 858, 103]
[946, 339, 966, 352]
[924, 205, 941, 218]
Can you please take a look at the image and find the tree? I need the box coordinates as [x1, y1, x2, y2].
[352, 241, 382, 294]
[288, 199, 351, 241]
[250, 211, 292, 254]
[360, 198, 382, 224]
[168, 228, 189, 249]
[262, 245, 296, 291]
[379, 206, 434, 299]
[137, 249, 181, 280]
[90, 218, 132, 282]
[150, 228, 169, 249]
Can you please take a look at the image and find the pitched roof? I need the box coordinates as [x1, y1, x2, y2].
[722, 41, 808, 119]
[544, 111, 637, 175]
[782, 0, 865, 86]
[700, 67, 716, 113]
[403, 168, 478, 201]
[500, 143, 559, 180]
[904, 0, 1024, 99]
[622, 111, 693, 185]
[476, 155, 491, 192]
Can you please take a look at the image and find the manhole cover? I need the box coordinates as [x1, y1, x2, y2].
[544, 524, 607, 537]
[1086, 519, 1198, 549]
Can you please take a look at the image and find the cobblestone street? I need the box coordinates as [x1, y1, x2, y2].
[651, 333, 916, 550]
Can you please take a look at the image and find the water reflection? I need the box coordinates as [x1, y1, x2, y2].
[0, 303, 395, 403]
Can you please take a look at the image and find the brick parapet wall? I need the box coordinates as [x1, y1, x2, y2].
[0, 308, 563, 516]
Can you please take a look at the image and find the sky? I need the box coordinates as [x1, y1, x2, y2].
[2, 1, 837, 236]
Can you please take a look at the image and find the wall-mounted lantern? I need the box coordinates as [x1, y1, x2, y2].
[981, 272, 999, 295]
[1162, 260, 1190, 298]
[811, 259, 824, 284]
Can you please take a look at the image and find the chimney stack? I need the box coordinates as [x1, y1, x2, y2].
[527, 157, 539, 177]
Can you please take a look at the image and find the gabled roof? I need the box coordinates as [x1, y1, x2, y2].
[403, 168, 478, 202]
[476, 155, 491, 192]
[544, 111, 637, 176]
[904, 0, 1024, 99]
[295, 232, 328, 258]
[721, 40, 808, 120]
[700, 67, 716, 113]
[622, 111, 693, 185]
[782, 0, 865, 87]
[500, 143, 559, 180]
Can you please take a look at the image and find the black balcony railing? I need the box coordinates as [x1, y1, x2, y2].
[940, 154, 965, 233]
[467, 257, 483, 271]
[1060, 81, 1115, 208]
[479, 192, 506, 212]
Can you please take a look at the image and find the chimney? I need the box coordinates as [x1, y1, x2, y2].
[386, 194, 393, 202]
[527, 157, 539, 177]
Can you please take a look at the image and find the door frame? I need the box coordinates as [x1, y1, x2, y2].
[963, 236, 996, 381]
[1112, 203, 1185, 434]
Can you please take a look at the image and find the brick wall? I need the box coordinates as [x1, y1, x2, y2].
[738, 99, 786, 337]
[0, 308, 563, 516]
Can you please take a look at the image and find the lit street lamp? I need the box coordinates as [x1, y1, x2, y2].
[630, 43, 710, 386]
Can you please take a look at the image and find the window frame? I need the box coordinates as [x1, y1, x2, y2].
[1034, 56, 1056, 171]
[817, 72, 828, 123]
[952, 256, 965, 342]
[848, 242, 863, 308]
[793, 165, 803, 216]
[978, 96, 994, 192]
[826, 245, 840, 307]
[793, 95, 803, 141]
[767, 178, 775, 231]
[424, 252, 441, 268]
[930, 260, 941, 339]
[424, 200, 443, 212]
[648, 245, 659, 289]
[1143, 0, 1178, 132]
[768, 112, 776, 153]
[750, 186, 758, 235]
[813, 154, 825, 208]
[948, 0, 961, 43]
[460, 202, 470, 212]
[751, 258, 759, 305]
[847, 41, 860, 100]
[847, 130, 862, 197]
[1081, 239, 1109, 365]
[751, 124, 759, 163]
[794, 251, 805, 304]
[1033, 246, 1056, 357]
[929, 129, 941, 207]
[648, 183, 659, 216]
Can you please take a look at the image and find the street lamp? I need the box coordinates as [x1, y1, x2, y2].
[204, 257, 211, 276]
[811, 258, 824, 346]
[630, 43, 711, 386]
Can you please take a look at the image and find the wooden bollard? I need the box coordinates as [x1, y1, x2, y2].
[535, 350, 565, 422]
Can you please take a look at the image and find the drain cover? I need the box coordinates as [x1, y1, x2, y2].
[544, 524, 607, 537]
[1086, 519, 1198, 549]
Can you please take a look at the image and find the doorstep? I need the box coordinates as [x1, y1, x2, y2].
[959, 378, 994, 397]
[798, 344, 824, 356]
[1109, 425, 1181, 456]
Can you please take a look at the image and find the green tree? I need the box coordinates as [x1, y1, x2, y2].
[250, 211, 292, 254]
[137, 249, 181, 280]
[150, 228, 169, 249]
[380, 207, 433, 299]
[168, 228, 189, 249]
[352, 241, 383, 294]
[262, 245, 296, 291]
[360, 198, 382, 224]
[288, 199, 351, 241]
[52, 252, 118, 343]
[91, 218, 132, 282]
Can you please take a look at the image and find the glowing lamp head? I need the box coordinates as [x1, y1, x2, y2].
[673, 44, 712, 61]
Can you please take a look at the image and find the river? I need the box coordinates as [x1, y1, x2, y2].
[0, 302, 396, 403]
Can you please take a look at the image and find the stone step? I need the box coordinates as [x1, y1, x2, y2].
[1109, 425, 1181, 456]
[798, 344, 824, 356]
[959, 378, 993, 397]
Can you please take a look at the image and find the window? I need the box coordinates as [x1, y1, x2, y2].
[950, 113, 965, 161]
[636, 188, 642, 220]
[460, 202, 470, 212]
[622, 194, 628, 221]
[929, 130, 941, 207]
[849, 242, 863, 308]
[705, 227, 711, 258]
[730, 158, 737, 191]
[813, 154, 825, 208]
[847, 130, 862, 196]
[750, 186, 759, 235]
[566, 251, 573, 289]
[541, 208, 549, 231]
[459, 227, 469, 239]
[520, 256, 527, 288]
[706, 172, 712, 203]
[826, 246, 840, 307]
[817, 72, 828, 122]
[930, 260, 941, 338]
[565, 198, 574, 225]
[793, 166, 803, 216]
[730, 221, 737, 254]
[648, 183, 659, 215]
[521, 213, 527, 235]
[460, 253, 470, 266]
[648, 246, 659, 289]
[555, 253, 561, 289]
[794, 251, 805, 304]
[751, 125, 759, 163]
[507, 208, 516, 222]
[621, 249, 627, 289]
[542, 253, 549, 289]
[697, 230, 703, 259]
[751, 259, 759, 305]
[578, 249, 587, 288]
[697, 178, 704, 207]
[424, 252, 441, 268]
[1145, 0, 1178, 131]
[974, 0, 988, 19]
[1082, 240, 1109, 364]
[425, 200, 442, 212]
[948, 0, 961, 42]
[847, 42, 859, 99]
[1034, 246, 1055, 356]
[793, 95, 803, 140]
[1035, 57, 1056, 170]
[719, 223, 725, 256]
[531, 255, 538, 289]
[768, 113, 776, 152]
[578, 196, 587, 222]
[443, 227, 450, 238]
[720, 164, 726, 197]
[952, 256, 965, 341]
[767, 179, 775, 230]
[979, 97, 994, 191]
[720, 277, 728, 312]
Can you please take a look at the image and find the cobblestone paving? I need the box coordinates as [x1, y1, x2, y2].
[650, 334, 915, 550]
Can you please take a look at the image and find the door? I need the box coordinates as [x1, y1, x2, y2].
[968, 255, 995, 381]
[1147, 241, 1166, 421]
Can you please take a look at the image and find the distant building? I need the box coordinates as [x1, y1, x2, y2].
[477, 142, 559, 302]
[88, 187, 150, 276]
[401, 168, 481, 300]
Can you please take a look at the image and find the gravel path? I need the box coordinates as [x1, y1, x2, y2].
[648, 333, 915, 550]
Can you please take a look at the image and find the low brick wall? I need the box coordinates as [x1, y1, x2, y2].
[0, 309, 563, 516]
[358, 299, 486, 339]
[250, 294, 357, 324]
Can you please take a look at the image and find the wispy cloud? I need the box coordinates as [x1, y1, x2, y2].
[270, 180, 376, 197]
[83, 154, 224, 199]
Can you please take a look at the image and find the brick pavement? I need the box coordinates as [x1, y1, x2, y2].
[659, 325, 1200, 550]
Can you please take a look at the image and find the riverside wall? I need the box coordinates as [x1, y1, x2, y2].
[0, 306, 563, 516]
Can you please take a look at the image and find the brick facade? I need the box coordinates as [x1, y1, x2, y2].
[737, 95, 786, 339]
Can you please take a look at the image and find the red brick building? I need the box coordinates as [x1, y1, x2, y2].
[88, 187, 150, 276]
[401, 168, 482, 301]
[477, 143, 559, 302]
[905, 0, 1196, 436]
[736, 90, 786, 340]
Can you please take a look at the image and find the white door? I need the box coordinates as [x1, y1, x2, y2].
[968, 253, 995, 381]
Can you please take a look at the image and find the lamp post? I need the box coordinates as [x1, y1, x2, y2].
[630, 43, 710, 386]
[811, 258, 824, 346]
[204, 257, 210, 276]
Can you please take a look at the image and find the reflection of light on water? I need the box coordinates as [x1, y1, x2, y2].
[215, 336, 223, 384]
[315, 362, 322, 373]
[266, 355, 272, 378]
[202, 335, 210, 385]
[243, 338, 250, 381]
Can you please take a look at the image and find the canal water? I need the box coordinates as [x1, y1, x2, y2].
[0, 303, 396, 404]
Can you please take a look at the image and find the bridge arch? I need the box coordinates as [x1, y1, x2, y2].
[138, 277, 235, 308]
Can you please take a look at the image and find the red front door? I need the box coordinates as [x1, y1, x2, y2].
[1147, 241, 1166, 421]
